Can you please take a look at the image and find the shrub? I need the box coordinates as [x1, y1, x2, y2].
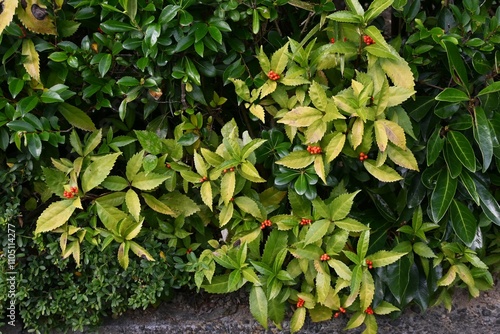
[1, 0, 499, 333]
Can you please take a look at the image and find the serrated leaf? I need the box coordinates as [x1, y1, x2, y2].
[328, 259, 352, 280]
[250, 286, 268, 329]
[379, 57, 415, 91]
[369, 250, 407, 267]
[305, 119, 327, 144]
[345, 311, 366, 330]
[260, 80, 277, 99]
[316, 272, 331, 304]
[35, 200, 76, 234]
[201, 148, 224, 166]
[373, 301, 400, 315]
[335, 217, 369, 232]
[449, 199, 477, 246]
[220, 171, 236, 205]
[193, 151, 207, 176]
[130, 241, 154, 261]
[413, 242, 436, 258]
[270, 42, 289, 74]
[234, 196, 263, 220]
[360, 270, 375, 311]
[83, 129, 103, 156]
[126, 150, 143, 181]
[131, 172, 169, 190]
[290, 307, 306, 334]
[200, 181, 213, 210]
[81, 153, 121, 193]
[327, 10, 363, 23]
[219, 202, 234, 227]
[430, 170, 457, 223]
[102, 175, 129, 191]
[329, 191, 360, 221]
[22, 39, 40, 81]
[374, 120, 388, 151]
[350, 117, 364, 149]
[240, 161, 266, 183]
[438, 265, 457, 286]
[257, 46, 270, 73]
[58, 103, 97, 131]
[278, 107, 323, 127]
[142, 193, 176, 216]
[276, 150, 315, 169]
[303, 219, 330, 246]
[309, 81, 328, 111]
[386, 144, 419, 171]
[249, 104, 265, 123]
[363, 160, 402, 182]
[125, 189, 141, 222]
[324, 132, 346, 163]
[289, 244, 323, 260]
[17, 0, 57, 35]
[160, 192, 199, 217]
[377, 119, 406, 149]
[0, 0, 17, 36]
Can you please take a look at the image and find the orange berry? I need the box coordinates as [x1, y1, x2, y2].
[334, 312, 340, 318]
[339, 307, 346, 313]
[166, 163, 171, 168]
[70, 186, 78, 194]
[267, 70, 280, 81]
[296, 298, 305, 308]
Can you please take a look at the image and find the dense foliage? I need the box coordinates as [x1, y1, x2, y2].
[1, 0, 499, 333]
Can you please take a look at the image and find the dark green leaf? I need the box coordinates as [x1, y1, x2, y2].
[447, 131, 476, 172]
[430, 170, 457, 223]
[100, 20, 136, 33]
[449, 199, 477, 246]
[473, 107, 494, 172]
[443, 41, 469, 91]
[27, 133, 42, 159]
[426, 127, 444, 166]
[435, 88, 469, 102]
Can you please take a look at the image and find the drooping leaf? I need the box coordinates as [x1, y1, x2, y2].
[363, 160, 402, 182]
[81, 153, 121, 193]
[234, 196, 263, 220]
[58, 103, 97, 131]
[290, 307, 306, 334]
[386, 144, 419, 171]
[22, 39, 40, 82]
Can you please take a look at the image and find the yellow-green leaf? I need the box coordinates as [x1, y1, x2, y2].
[250, 286, 268, 329]
[270, 42, 289, 74]
[58, 103, 97, 131]
[373, 301, 400, 315]
[290, 307, 306, 334]
[335, 217, 369, 232]
[125, 188, 141, 222]
[305, 119, 328, 144]
[324, 132, 346, 163]
[345, 311, 366, 330]
[386, 144, 419, 171]
[360, 270, 375, 311]
[249, 104, 265, 123]
[437, 265, 457, 286]
[82, 153, 121, 193]
[380, 57, 415, 91]
[278, 107, 323, 127]
[374, 120, 388, 151]
[309, 80, 328, 111]
[0, 0, 18, 36]
[17, 0, 57, 35]
[387, 86, 415, 107]
[377, 119, 406, 149]
[276, 150, 315, 169]
[220, 171, 236, 205]
[369, 250, 407, 267]
[363, 160, 402, 182]
[303, 219, 330, 246]
[35, 200, 77, 234]
[219, 202, 234, 227]
[413, 242, 436, 258]
[142, 193, 176, 216]
[257, 46, 270, 73]
[328, 259, 352, 280]
[239, 161, 266, 183]
[201, 181, 213, 210]
[130, 241, 155, 261]
[118, 242, 130, 269]
[350, 117, 364, 150]
[234, 196, 263, 220]
[22, 39, 40, 82]
[193, 151, 207, 176]
[314, 155, 327, 184]
[131, 171, 169, 190]
[363, 314, 378, 334]
[260, 80, 277, 99]
[316, 272, 331, 304]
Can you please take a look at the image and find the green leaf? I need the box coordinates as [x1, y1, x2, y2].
[443, 41, 469, 91]
[328, 259, 352, 280]
[430, 170, 457, 223]
[239, 161, 266, 183]
[329, 191, 360, 221]
[385, 256, 411, 303]
[473, 107, 494, 172]
[373, 301, 400, 315]
[327, 11, 363, 23]
[59, 103, 97, 131]
[135, 130, 166, 155]
[234, 196, 263, 220]
[200, 182, 212, 210]
[219, 202, 234, 227]
[99, 54, 112, 78]
[125, 189, 141, 222]
[132, 172, 169, 190]
[303, 219, 330, 246]
[365, 0, 394, 23]
[290, 307, 306, 334]
[118, 242, 130, 269]
[102, 175, 129, 191]
[324, 132, 346, 163]
[81, 153, 121, 193]
[289, 244, 323, 261]
[369, 250, 407, 267]
[129, 241, 154, 261]
[386, 144, 419, 171]
[335, 218, 369, 232]
[360, 270, 375, 311]
[208, 26, 222, 44]
[427, 127, 445, 166]
[477, 81, 500, 96]
[379, 57, 415, 91]
[142, 193, 176, 216]
[160, 192, 199, 218]
[363, 160, 402, 182]
[100, 20, 136, 33]
[435, 88, 469, 102]
[473, 176, 500, 226]
[242, 139, 267, 160]
[270, 42, 289, 74]
[278, 107, 323, 127]
[345, 311, 366, 330]
[22, 39, 40, 82]
[309, 81, 328, 111]
[449, 200, 477, 246]
[276, 150, 315, 169]
[0, 0, 17, 36]
[413, 242, 437, 258]
[35, 200, 77, 234]
[458, 171, 480, 205]
[159, 5, 181, 25]
[220, 171, 235, 205]
[250, 286, 268, 329]
[27, 134, 42, 159]
[447, 131, 476, 172]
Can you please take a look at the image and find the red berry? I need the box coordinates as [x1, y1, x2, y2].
[296, 298, 305, 308]
[343, 37, 347, 42]
[330, 37, 335, 44]
[365, 306, 374, 314]
[166, 163, 171, 168]
[339, 307, 346, 313]
[363, 35, 375, 45]
[70, 186, 78, 194]
[320, 253, 330, 261]
[230, 167, 235, 172]
[63, 191, 74, 199]
[334, 312, 340, 318]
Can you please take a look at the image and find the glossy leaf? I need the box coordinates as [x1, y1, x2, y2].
[430, 170, 457, 223]
[276, 150, 315, 169]
[435, 88, 469, 102]
[81, 153, 121, 193]
[59, 103, 97, 131]
[473, 107, 494, 172]
[277, 107, 323, 127]
[449, 200, 477, 246]
[447, 131, 476, 172]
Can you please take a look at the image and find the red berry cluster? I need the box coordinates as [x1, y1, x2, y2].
[320, 253, 330, 261]
[63, 186, 78, 199]
[359, 152, 368, 161]
[296, 298, 305, 308]
[300, 218, 312, 226]
[260, 219, 272, 229]
[365, 306, 374, 315]
[363, 35, 375, 45]
[200, 176, 208, 183]
[307, 145, 322, 154]
[223, 167, 236, 173]
[334, 307, 347, 318]
[267, 70, 280, 81]
[330, 37, 335, 44]
[366, 259, 373, 269]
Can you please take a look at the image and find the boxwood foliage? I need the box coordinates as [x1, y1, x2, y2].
[0, 0, 499, 333]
